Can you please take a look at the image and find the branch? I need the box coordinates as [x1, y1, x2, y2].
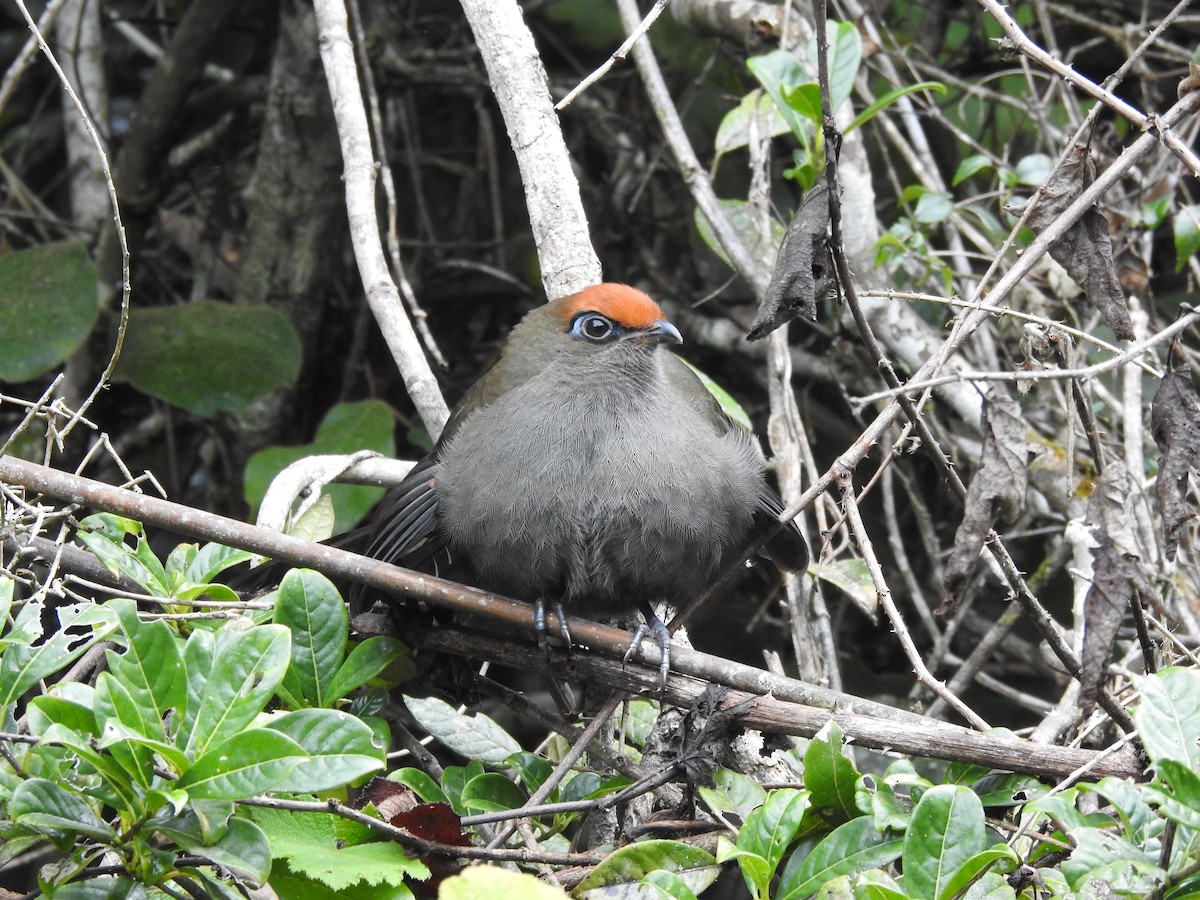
[312, 0, 450, 437]
[458, 0, 602, 298]
[0, 455, 1143, 781]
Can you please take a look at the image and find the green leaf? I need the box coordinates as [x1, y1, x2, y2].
[0, 601, 117, 708]
[914, 191, 954, 225]
[901, 785, 985, 900]
[460, 772, 528, 813]
[326, 636, 411, 701]
[263, 708, 385, 791]
[248, 805, 428, 889]
[93, 671, 157, 786]
[0, 240, 99, 382]
[244, 399, 397, 532]
[698, 768, 768, 822]
[577, 840, 719, 897]
[747, 50, 814, 146]
[113, 299, 301, 416]
[183, 624, 292, 757]
[107, 599, 186, 726]
[1134, 667, 1200, 768]
[177, 728, 307, 799]
[403, 694, 520, 765]
[176, 815, 272, 886]
[846, 82, 947, 135]
[1173, 204, 1200, 271]
[1143, 759, 1200, 830]
[177, 541, 257, 585]
[389, 767, 448, 805]
[936, 844, 1019, 900]
[74, 514, 169, 594]
[736, 789, 811, 895]
[783, 82, 824, 125]
[715, 90, 790, 159]
[275, 569, 347, 709]
[507, 751, 553, 795]
[1140, 196, 1171, 229]
[642, 869, 701, 900]
[813, 559, 877, 613]
[10, 777, 116, 841]
[805, 722, 861, 823]
[953, 155, 993, 187]
[1062, 824, 1163, 894]
[778, 816, 903, 899]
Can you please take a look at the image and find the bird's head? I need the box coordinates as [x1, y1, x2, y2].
[547, 283, 683, 350]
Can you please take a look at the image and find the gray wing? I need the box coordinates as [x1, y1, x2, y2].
[662, 354, 808, 572]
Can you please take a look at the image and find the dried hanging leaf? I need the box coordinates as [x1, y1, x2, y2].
[1021, 145, 1134, 340]
[748, 184, 831, 340]
[1081, 460, 1154, 707]
[1151, 367, 1200, 560]
[940, 389, 1029, 613]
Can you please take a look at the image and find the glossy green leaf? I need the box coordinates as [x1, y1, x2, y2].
[0, 601, 117, 708]
[0, 240, 99, 382]
[779, 816, 903, 899]
[577, 840, 719, 897]
[10, 777, 115, 841]
[326, 636, 411, 701]
[1134, 668, 1200, 768]
[177, 728, 307, 799]
[748, 49, 813, 145]
[182, 624, 291, 757]
[107, 599, 186, 726]
[460, 772, 528, 812]
[275, 569, 346, 709]
[847, 82, 947, 136]
[114, 299, 301, 416]
[263, 708, 385, 791]
[642, 868, 700, 900]
[389, 767, 448, 805]
[901, 785, 984, 900]
[698, 768, 768, 822]
[937, 844, 1019, 900]
[176, 815, 272, 886]
[1143, 759, 1200, 830]
[736, 789, 811, 896]
[953, 154, 993, 187]
[805, 722, 861, 822]
[715, 90, 790, 158]
[443, 866, 566, 899]
[813, 559, 877, 613]
[821, 20, 862, 113]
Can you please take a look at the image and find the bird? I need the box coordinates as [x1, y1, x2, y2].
[364, 282, 806, 686]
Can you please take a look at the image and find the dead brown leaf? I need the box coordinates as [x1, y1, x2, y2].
[1021, 145, 1133, 340]
[940, 389, 1029, 614]
[1151, 367, 1200, 561]
[748, 184, 831, 340]
[1080, 460, 1154, 707]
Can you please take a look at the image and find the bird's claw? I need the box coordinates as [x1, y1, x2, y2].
[534, 599, 572, 657]
[622, 613, 671, 692]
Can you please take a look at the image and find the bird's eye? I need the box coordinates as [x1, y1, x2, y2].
[572, 313, 615, 342]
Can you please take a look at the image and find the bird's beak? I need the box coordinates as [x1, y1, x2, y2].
[634, 320, 683, 346]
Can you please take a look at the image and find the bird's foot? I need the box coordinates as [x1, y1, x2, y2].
[534, 599, 572, 656]
[622, 611, 671, 692]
